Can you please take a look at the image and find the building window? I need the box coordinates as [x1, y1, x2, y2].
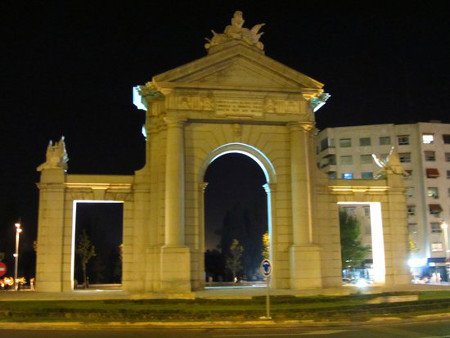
[424, 150, 436, 161]
[398, 135, 409, 145]
[407, 205, 416, 216]
[340, 155, 353, 165]
[339, 138, 351, 148]
[431, 242, 443, 251]
[447, 170, 450, 179]
[443, 134, 450, 144]
[405, 169, 413, 176]
[359, 137, 371, 146]
[399, 152, 411, 163]
[426, 168, 439, 178]
[429, 204, 442, 216]
[448, 187, 450, 197]
[342, 207, 356, 216]
[422, 133, 434, 144]
[379, 136, 391, 145]
[427, 187, 439, 199]
[361, 172, 373, 179]
[328, 172, 337, 179]
[342, 172, 353, 180]
[406, 187, 414, 198]
[408, 223, 417, 234]
[445, 152, 450, 162]
[360, 154, 373, 164]
[363, 206, 370, 217]
[320, 138, 332, 151]
[431, 222, 442, 233]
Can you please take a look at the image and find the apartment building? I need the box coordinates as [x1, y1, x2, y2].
[317, 122, 450, 278]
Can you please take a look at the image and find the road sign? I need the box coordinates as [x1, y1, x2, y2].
[0, 262, 7, 277]
[260, 259, 272, 277]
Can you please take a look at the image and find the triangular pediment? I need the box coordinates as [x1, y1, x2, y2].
[152, 41, 323, 93]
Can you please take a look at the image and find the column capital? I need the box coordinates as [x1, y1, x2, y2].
[200, 182, 209, 192]
[164, 116, 187, 128]
[287, 121, 314, 132]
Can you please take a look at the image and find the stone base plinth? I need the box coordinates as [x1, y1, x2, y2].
[160, 246, 191, 292]
[290, 245, 322, 289]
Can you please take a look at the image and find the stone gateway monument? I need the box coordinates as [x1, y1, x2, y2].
[36, 12, 410, 294]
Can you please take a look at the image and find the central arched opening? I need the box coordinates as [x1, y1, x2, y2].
[204, 153, 269, 286]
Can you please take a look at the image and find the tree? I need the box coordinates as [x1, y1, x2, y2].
[76, 229, 96, 288]
[339, 210, 370, 269]
[225, 239, 244, 280]
[262, 231, 270, 260]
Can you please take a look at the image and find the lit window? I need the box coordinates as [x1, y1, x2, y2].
[431, 222, 442, 233]
[427, 187, 439, 199]
[443, 134, 450, 144]
[339, 138, 351, 148]
[340, 155, 353, 165]
[431, 242, 443, 251]
[424, 150, 436, 161]
[407, 205, 416, 216]
[398, 135, 409, 145]
[360, 154, 373, 164]
[399, 152, 411, 163]
[359, 137, 371, 146]
[379, 136, 391, 145]
[445, 152, 450, 162]
[361, 172, 373, 179]
[342, 172, 353, 180]
[422, 133, 434, 144]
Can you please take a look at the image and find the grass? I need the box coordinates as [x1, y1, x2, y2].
[0, 291, 449, 322]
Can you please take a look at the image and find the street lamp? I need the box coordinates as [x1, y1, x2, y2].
[13, 221, 22, 291]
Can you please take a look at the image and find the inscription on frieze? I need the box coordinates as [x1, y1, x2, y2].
[215, 98, 263, 117]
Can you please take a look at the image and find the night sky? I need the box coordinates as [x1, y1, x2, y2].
[1, 1, 450, 275]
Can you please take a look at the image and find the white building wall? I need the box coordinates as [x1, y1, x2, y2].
[317, 122, 450, 264]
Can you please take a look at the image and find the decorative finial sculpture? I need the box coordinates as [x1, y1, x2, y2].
[37, 136, 69, 172]
[372, 147, 409, 179]
[205, 11, 265, 51]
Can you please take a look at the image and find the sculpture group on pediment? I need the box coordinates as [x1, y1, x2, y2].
[205, 11, 265, 50]
[37, 136, 69, 172]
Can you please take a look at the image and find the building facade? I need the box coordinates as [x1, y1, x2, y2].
[317, 122, 450, 279]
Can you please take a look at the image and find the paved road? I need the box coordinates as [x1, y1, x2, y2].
[1, 319, 450, 337]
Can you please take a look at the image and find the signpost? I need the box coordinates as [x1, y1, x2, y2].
[0, 262, 7, 278]
[260, 259, 272, 319]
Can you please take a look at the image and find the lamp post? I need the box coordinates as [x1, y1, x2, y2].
[13, 221, 22, 291]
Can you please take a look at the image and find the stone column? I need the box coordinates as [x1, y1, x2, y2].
[288, 122, 322, 289]
[35, 168, 66, 292]
[160, 116, 191, 293]
[164, 116, 186, 247]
